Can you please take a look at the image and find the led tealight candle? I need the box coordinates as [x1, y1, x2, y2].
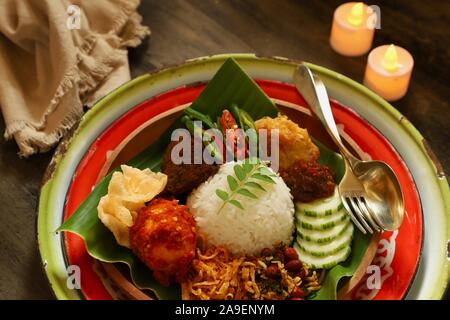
[330, 2, 376, 56]
[363, 44, 414, 101]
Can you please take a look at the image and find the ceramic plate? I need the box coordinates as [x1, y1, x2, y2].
[37, 54, 449, 300]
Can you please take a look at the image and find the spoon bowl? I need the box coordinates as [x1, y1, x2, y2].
[353, 160, 404, 230]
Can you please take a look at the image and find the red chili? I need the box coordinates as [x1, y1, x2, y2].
[220, 110, 238, 130]
[220, 110, 246, 159]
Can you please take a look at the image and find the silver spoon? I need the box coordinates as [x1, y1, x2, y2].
[293, 64, 404, 231]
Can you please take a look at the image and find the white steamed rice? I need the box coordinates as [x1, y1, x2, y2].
[187, 161, 294, 256]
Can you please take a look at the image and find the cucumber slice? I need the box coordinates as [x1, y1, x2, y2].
[295, 187, 343, 217]
[296, 219, 351, 243]
[296, 223, 354, 257]
[292, 186, 354, 269]
[295, 209, 349, 230]
[294, 242, 351, 270]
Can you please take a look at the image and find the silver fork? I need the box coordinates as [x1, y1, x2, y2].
[338, 159, 382, 234]
[293, 64, 383, 234]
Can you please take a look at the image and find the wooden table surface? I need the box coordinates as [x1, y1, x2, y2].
[0, 0, 448, 299]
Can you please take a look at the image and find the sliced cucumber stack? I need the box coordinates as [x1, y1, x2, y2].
[293, 243, 351, 270]
[296, 218, 350, 243]
[295, 209, 348, 230]
[295, 188, 343, 217]
[294, 187, 354, 269]
[296, 223, 353, 257]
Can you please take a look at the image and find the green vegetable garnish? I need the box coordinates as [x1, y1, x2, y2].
[184, 107, 217, 129]
[215, 159, 276, 213]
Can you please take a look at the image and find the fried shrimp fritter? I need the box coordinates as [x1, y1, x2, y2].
[255, 114, 320, 170]
[129, 198, 197, 286]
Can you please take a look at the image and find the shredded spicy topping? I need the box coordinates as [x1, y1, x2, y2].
[181, 242, 321, 300]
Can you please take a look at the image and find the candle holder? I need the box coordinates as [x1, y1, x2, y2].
[330, 2, 377, 57]
[363, 45, 414, 101]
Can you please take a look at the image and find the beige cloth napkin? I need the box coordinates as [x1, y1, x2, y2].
[0, 0, 150, 156]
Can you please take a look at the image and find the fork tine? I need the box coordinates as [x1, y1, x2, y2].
[353, 196, 380, 232]
[348, 197, 374, 234]
[342, 197, 367, 234]
[360, 197, 385, 230]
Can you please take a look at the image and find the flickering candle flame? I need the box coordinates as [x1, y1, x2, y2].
[382, 44, 400, 72]
[347, 3, 364, 26]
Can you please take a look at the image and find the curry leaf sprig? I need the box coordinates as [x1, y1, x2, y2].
[215, 159, 277, 212]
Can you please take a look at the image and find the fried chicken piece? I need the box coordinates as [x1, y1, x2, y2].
[255, 114, 320, 170]
[279, 160, 335, 202]
[129, 198, 197, 286]
[162, 139, 219, 196]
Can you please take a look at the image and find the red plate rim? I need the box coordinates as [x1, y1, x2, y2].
[62, 80, 422, 300]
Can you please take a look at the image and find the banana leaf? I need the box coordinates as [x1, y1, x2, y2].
[59, 58, 371, 300]
[310, 229, 371, 300]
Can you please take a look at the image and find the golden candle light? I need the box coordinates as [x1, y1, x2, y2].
[363, 44, 414, 101]
[330, 2, 377, 56]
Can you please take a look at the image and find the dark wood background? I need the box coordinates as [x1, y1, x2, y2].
[0, 0, 448, 299]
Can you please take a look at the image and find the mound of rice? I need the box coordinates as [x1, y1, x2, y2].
[187, 161, 294, 256]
